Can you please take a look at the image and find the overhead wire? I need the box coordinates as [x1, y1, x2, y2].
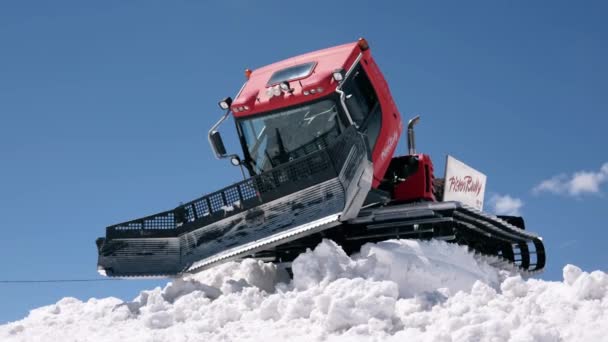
[0, 279, 121, 284]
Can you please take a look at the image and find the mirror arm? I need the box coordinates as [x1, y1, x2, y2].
[208, 82, 247, 159]
[206, 82, 249, 180]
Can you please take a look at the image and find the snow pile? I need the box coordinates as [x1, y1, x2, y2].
[2, 240, 608, 342]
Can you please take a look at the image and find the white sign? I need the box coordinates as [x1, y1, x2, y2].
[443, 155, 487, 211]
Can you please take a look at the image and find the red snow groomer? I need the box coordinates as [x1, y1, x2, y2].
[96, 39, 545, 277]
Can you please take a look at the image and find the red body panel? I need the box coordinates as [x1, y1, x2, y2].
[231, 40, 403, 188]
[393, 154, 436, 202]
[359, 53, 403, 187]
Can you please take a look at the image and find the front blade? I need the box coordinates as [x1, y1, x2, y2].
[97, 127, 372, 277]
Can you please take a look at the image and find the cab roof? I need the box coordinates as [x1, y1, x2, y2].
[231, 41, 363, 117]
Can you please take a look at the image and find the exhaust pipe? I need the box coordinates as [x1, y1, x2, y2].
[407, 115, 421, 155]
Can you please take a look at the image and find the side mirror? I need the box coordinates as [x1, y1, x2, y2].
[210, 131, 227, 156]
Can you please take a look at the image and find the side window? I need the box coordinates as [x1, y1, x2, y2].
[343, 65, 379, 125]
[342, 65, 382, 149]
[364, 110, 382, 151]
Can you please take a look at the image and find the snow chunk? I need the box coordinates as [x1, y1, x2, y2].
[565, 266, 608, 300]
[292, 239, 498, 297]
[563, 264, 583, 285]
[320, 278, 398, 332]
[358, 239, 501, 297]
[163, 278, 221, 303]
[291, 239, 357, 290]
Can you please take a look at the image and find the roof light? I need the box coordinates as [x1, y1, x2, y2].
[265, 85, 282, 98]
[272, 85, 281, 96]
[358, 37, 369, 51]
[332, 68, 345, 82]
[232, 106, 247, 112]
[230, 155, 241, 166]
[218, 97, 233, 110]
[303, 87, 323, 96]
[245, 68, 252, 79]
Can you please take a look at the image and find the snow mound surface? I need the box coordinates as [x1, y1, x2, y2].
[2, 239, 608, 342]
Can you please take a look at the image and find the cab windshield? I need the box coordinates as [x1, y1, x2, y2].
[237, 99, 343, 174]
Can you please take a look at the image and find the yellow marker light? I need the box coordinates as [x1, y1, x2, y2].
[358, 37, 369, 51]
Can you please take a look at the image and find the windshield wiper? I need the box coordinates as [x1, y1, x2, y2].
[300, 106, 337, 126]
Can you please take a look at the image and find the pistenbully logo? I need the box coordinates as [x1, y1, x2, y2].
[447, 175, 483, 196]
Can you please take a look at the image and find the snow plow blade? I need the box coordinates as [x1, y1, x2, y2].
[96, 127, 373, 277]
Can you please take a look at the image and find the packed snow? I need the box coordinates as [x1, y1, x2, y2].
[2, 239, 607, 342]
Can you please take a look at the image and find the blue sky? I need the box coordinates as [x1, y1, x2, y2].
[1, 1, 606, 323]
